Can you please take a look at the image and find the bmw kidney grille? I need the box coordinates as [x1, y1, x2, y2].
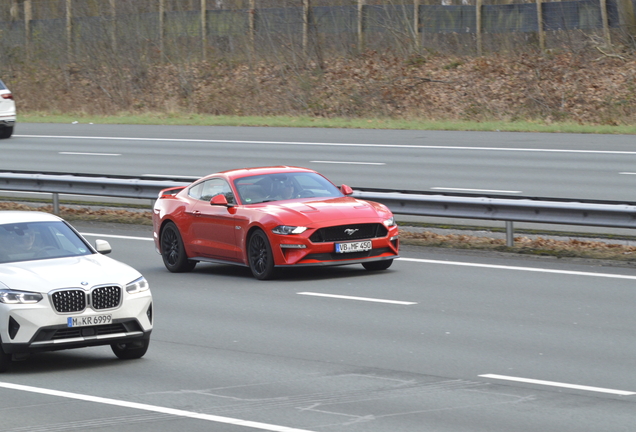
[51, 286, 122, 313]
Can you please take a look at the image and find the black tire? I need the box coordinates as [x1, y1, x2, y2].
[362, 259, 393, 271]
[160, 222, 196, 273]
[111, 338, 149, 360]
[0, 348, 11, 373]
[248, 230, 277, 280]
[0, 126, 13, 139]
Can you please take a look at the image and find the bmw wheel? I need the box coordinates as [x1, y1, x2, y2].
[0, 345, 11, 373]
[248, 230, 277, 280]
[111, 339, 149, 360]
[362, 259, 393, 271]
[160, 222, 196, 273]
[0, 127, 13, 139]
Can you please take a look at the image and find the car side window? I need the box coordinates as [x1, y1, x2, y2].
[190, 179, 235, 204]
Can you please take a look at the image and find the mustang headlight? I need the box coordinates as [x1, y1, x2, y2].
[126, 277, 150, 294]
[272, 225, 308, 235]
[383, 217, 396, 227]
[0, 289, 43, 304]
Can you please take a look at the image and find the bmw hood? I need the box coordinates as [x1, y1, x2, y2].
[265, 197, 392, 225]
[0, 254, 141, 294]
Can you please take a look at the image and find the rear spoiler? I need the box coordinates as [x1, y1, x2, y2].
[158, 186, 186, 197]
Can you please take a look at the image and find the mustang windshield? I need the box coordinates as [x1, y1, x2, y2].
[0, 221, 93, 264]
[235, 172, 344, 204]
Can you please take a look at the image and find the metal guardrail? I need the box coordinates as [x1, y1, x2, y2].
[2, 171, 636, 247]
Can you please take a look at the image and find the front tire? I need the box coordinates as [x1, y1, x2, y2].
[160, 222, 196, 273]
[248, 230, 277, 280]
[362, 259, 393, 271]
[0, 126, 13, 139]
[0, 347, 11, 373]
[111, 338, 149, 360]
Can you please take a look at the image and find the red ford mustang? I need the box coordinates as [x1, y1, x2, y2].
[152, 166, 399, 280]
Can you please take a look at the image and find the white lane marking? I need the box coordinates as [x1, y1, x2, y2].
[18, 135, 636, 155]
[298, 292, 416, 305]
[0, 382, 316, 432]
[310, 161, 386, 165]
[397, 258, 636, 280]
[59, 152, 121, 156]
[80, 232, 154, 241]
[431, 187, 522, 194]
[480, 374, 636, 396]
[619, 172, 636, 175]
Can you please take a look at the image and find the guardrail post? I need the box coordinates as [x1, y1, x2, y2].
[506, 221, 514, 247]
[52, 193, 60, 215]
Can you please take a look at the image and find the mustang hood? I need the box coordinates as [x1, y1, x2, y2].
[0, 254, 141, 293]
[265, 197, 391, 225]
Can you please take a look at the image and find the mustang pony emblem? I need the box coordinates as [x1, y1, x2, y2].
[344, 228, 359, 236]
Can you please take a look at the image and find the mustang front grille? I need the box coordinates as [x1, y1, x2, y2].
[50, 285, 122, 313]
[310, 223, 388, 243]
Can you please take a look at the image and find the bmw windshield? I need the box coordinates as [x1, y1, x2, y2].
[0, 221, 93, 264]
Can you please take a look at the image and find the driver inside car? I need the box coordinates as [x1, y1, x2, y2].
[269, 179, 296, 200]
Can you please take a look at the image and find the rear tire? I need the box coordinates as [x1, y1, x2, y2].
[362, 259, 393, 271]
[160, 222, 196, 273]
[0, 126, 13, 139]
[248, 230, 277, 280]
[111, 338, 149, 360]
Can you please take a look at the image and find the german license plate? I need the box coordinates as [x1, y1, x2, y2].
[67, 314, 112, 327]
[335, 240, 372, 253]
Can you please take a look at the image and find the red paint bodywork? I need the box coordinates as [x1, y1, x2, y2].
[152, 166, 399, 269]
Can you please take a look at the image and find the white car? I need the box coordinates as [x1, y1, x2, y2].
[0, 211, 153, 372]
[0, 79, 15, 139]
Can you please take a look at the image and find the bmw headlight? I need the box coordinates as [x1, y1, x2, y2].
[272, 226, 308, 235]
[383, 217, 396, 227]
[0, 289, 43, 304]
[126, 277, 150, 294]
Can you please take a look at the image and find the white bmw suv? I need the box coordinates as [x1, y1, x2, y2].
[0, 211, 153, 372]
[0, 79, 15, 139]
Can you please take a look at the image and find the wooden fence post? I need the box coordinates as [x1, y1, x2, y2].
[476, 0, 482, 56]
[536, 0, 545, 52]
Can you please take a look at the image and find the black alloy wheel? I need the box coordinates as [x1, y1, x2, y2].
[248, 230, 277, 280]
[160, 222, 196, 273]
[362, 259, 393, 271]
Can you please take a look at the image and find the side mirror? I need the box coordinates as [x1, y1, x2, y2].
[340, 184, 353, 196]
[210, 194, 229, 206]
[95, 239, 112, 255]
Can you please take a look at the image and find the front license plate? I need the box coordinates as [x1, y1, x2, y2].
[335, 240, 372, 253]
[67, 314, 112, 327]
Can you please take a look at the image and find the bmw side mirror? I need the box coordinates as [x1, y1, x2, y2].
[340, 184, 353, 195]
[95, 239, 112, 255]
